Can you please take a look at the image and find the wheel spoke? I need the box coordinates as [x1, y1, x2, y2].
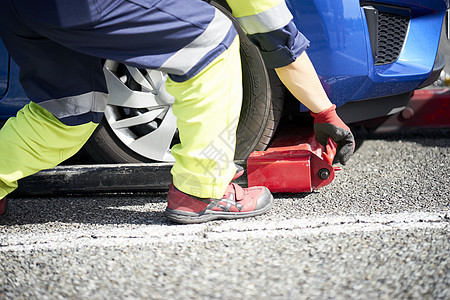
[125, 65, 155, 92]
[129, 107, 177, 161]
[102, 61, 180, 161]
[104, 67, 160, 108]
[109, 108, 166, 130]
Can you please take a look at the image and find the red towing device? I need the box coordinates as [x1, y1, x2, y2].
[247, 87, 450, 193]
[11, 88, 450, 196]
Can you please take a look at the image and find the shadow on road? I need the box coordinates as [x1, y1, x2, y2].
[351, 126, 450, 152]
[0, 193, 171, 226]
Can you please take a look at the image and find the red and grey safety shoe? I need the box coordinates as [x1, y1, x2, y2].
[0, 198, 7, 217]
[165, 183, 273, 224]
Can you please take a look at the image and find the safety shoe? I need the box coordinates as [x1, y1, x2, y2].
[0, 198, 7, 217]
[165, 183, 273, 224]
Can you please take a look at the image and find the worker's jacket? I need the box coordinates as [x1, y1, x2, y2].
[226, 0, 310, 68]
[0, 0, 308, 126]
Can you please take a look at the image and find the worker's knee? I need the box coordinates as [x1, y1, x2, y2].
[0, 102, 99, 198]
[4, 102, 98, 158]
[25, 101, 98, 138]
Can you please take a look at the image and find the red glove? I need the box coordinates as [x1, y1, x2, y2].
[311, 105, 355, 165]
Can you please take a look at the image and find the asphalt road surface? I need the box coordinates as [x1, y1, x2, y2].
[1, 127, 449, 299]
[1, 12, 449, 300]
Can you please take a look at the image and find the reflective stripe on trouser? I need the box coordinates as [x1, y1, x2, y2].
[0, 0, 240, 198]
[0, 102, 98, 198]
[0, 37, 241, 199]
[0, 0, 236, 124]
[168, 36, 242, 199]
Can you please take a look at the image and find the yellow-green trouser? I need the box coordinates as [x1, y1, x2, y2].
[0, 37, 242, 199]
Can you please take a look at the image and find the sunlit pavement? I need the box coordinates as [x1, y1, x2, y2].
[1, 128, 449, 299]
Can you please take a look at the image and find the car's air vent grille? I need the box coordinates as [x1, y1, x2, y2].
[362, 4, 410, 65]
[376, 11, 409, 65]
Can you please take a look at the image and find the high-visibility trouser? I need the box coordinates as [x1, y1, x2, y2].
[0, 0, 241, 199]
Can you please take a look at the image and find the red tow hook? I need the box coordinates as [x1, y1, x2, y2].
[247, 130, 339, 193]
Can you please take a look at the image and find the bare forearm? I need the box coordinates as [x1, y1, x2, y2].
[275, 51, 332, 113]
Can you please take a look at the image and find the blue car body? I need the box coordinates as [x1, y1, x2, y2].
[289, 0, 449, 109]
[0, 0, 449, 119]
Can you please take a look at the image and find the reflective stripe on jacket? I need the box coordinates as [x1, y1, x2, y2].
[226, 0, 310, 68]
[0, 0, 237, 125]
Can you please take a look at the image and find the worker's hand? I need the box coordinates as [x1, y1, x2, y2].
[311, 104, 355, 165]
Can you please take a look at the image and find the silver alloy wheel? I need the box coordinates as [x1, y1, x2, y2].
[83, 2, 282, 164]
[103, 60, 177, 162]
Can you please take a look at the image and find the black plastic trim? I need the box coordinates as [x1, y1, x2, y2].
[417, 51, 445, 89]
[336, 92, 412, 124]
[14, 161, 248, 196]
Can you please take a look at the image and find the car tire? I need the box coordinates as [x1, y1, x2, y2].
[83, 1, 284, 163]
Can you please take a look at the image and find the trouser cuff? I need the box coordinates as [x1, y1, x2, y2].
[171, 164, 235, 199]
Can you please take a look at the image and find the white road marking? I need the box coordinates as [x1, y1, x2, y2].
[1, 211, 448, 251]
